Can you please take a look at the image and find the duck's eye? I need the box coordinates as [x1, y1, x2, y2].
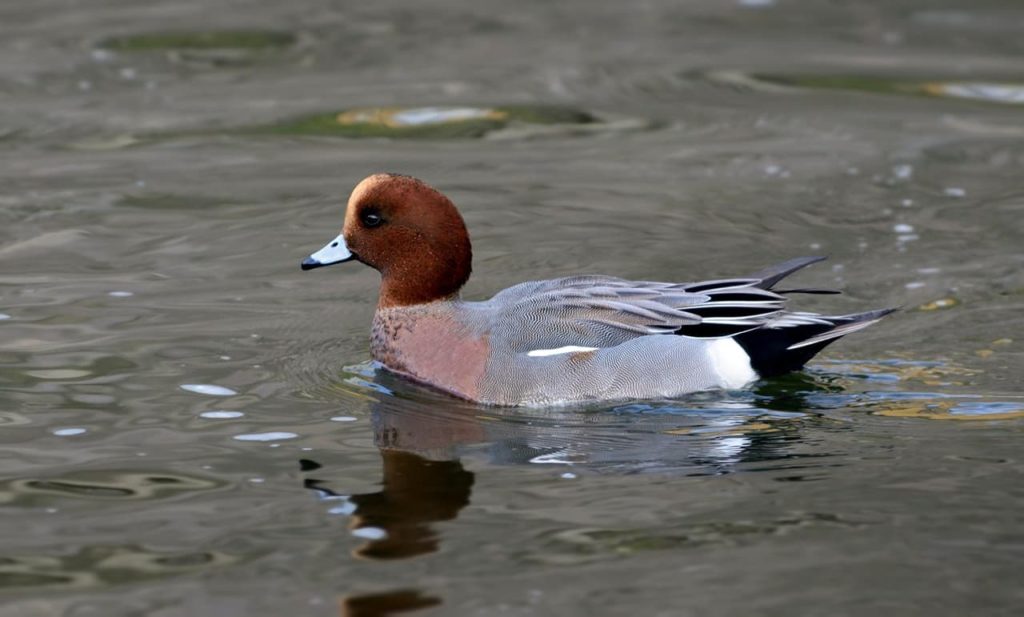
[361, 211, 383, 228]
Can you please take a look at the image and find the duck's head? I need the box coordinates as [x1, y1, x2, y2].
[301, 174, 473, 308]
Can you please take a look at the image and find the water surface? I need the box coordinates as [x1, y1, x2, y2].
[2, 1, 1023, 615]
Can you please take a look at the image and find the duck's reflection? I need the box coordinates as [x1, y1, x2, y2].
[352, 451, 472, 560]
[304, 372, 836, 615]
[302, 393, 483, 561]
[303, 450, 472, 561]
[305, 376, 832, 555]
[339, 589, 441, 617]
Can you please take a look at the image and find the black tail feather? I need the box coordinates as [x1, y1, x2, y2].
[773, 287, 841, 295]
[735, 308, 896, 378]
[750, 256, 827, 290]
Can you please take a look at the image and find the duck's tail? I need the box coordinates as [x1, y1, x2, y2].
[733, 307, 896, 378]
[673, 255, 895, 377]
[727, 256, 895, 377]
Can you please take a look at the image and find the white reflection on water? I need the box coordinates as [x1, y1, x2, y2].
[180, 384, 237, 396]
[200, 410, 245, 419]
[351, 526, 388, 540]
[233, 432, 298, 441]
[936, 83, 1024, 104]
[52, 427, 87, 436]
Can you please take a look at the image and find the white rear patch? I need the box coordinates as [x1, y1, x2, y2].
[707, 338, 757, 389]
[527, 345, 599, 357]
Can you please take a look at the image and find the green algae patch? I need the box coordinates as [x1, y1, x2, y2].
[754, 74, 921, 96]
[98, 30, 297, 51]
[872, 398, 1024, 422]
[753, 73, 1024, 106]
[123, 105, 640, 143]
[261, 105, 599, 139]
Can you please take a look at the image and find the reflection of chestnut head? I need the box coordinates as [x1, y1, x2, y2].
[340, 589, 441, 617]
[349, 450, 474, 560]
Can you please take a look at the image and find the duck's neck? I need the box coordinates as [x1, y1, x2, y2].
[376, 247, 471, 309]
[378, 284, 461, 309]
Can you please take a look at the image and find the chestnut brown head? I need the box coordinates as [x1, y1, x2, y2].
[302, 174, 473, 308]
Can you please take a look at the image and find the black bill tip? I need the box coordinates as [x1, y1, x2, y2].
[300, 257, 323, 271]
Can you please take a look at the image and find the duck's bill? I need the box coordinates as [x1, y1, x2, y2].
[301, 233, 355, 270]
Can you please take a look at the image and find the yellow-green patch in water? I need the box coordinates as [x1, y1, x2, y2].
[263, 105, 599, 139]
[871, 398, 1024, 421]
[918, 297, 958, 311]
[750, 74, 1024, 106]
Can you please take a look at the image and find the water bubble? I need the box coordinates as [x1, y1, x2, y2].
[233, 432, 298, 442]
[199, 410, 245, 419]
[561, 472, 578, 479]
[180, 384, 237, 396]
[329, 416, 358, 422]
[0, 313, 11, 320]
[944, 187, 966, 197]
[52, 427, 87, 436]
[905, 281, 926, 289]
[893, 223, 914, 233]
[328, 500, 357, 515]
[91, 49, 114, 62]
[351, 526, 388, 540]
[108, 291, 133, 297]
[892, 164, 913, 180]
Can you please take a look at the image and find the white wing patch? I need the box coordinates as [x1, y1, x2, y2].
[527, 345, 600, 357]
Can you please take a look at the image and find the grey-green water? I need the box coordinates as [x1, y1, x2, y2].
[2, 1, 1023, 615]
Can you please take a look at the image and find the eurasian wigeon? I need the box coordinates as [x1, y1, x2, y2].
[302, 173, 893, 406]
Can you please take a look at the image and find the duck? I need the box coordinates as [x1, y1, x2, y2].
[301, 173, 893, 406]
